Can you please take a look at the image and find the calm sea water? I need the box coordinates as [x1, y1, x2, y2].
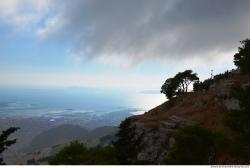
[0, 86, 165, 119]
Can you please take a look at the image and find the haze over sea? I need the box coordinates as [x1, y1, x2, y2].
[0, 86, 165, 120]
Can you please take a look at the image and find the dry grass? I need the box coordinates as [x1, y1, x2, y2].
[134, 92, 236, 139]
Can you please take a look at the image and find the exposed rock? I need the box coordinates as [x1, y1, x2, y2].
[126, 116, 195, 164]
[223, 98, 240, 111]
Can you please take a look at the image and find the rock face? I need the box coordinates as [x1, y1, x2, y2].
[223, 98, 240, 111]
[116, 112, 197, 164]
[129, 116, 194, 164]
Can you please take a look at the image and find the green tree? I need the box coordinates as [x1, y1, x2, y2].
[49, 141, 118, 165]
[164, 125, 227, 165]
[0, 127, 19, 165]
[225, 85, 250, 162]
[161, 78, 178, 100]
[234, 39, 250, 74]
[226, 85, 250, 133]
[113, 118, 149, 165]
[161, 70, 199, 100]
[175, 70, 199, 93]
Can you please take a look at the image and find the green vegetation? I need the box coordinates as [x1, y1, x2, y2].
[225, 85, 250, 162]
[113, 118, 148, 165]
[161, 70, 199, 100]
[0, 127, 19, 165]
[48, 141, 118, 165]
[226, 85, 250, 133]
[193, 70, 232, 92]
[193, 78, 213, 92]
[164, 124, 228, 165]
[234, 39, 250, 74]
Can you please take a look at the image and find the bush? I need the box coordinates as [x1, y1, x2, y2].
[228, 133, 250, 162]
[225, 85, 250, 162]
[193, 70, 232, 92]
[164, 124, 228, 165]
[0, 127, 19, 165]
[193, 79, 213, 92]
[113, 118, 148, 165]
[234, 38, 250, 74]
[49, 141, 118, 165]
[226, 85, 250, 133]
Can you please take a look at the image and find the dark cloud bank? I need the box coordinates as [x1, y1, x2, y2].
[40, 0, 250, 63]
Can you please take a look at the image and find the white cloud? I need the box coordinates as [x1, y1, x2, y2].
[0, 0, 50, 30]
[36, 14, 66, 39]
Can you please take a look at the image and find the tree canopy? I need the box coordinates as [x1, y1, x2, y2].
[161, 70, 199, 100]
[226, 85, 250, 134]
[0, 127, 19, 165]
[234, 39, 250, 74]
[164, 124, 227, 164]
[49, 141, 118, 165]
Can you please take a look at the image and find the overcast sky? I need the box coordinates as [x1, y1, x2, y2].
[0, 0, 249, 90]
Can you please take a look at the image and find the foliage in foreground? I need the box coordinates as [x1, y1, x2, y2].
[164, 124, 228, 165]
[48, 141, 118, 165]
[0, 127, 19, 165]
[234, 38, 250, 74]
[226, 85, 250, 133]
[225, 85, 250, 162]
[113, 118, 148, 165]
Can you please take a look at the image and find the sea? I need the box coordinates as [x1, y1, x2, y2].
[0, 86, 165, 122]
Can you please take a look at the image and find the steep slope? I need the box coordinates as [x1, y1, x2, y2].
[135, 92, 235, 138]
[117, 74, 250, 164]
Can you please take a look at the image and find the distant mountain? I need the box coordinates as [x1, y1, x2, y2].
[84, 109, 135, 128]
[23, 124, 117, 153]
[87, 126, 118, 140]
[140, 90, 160, 94]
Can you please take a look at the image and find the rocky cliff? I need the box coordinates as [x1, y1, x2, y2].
[116, 74, 250, 164]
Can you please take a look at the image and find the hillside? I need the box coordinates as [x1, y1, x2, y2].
[23, 125, 118, 153]
[134, 92, 234, 138]
[116, 74, 250, 164]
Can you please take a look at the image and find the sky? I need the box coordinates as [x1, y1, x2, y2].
[0, 0, 250, 91]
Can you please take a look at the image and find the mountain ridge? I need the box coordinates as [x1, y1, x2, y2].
[115, 73, 250, 164]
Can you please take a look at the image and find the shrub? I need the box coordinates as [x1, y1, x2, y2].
[193, 70, 232, 92]
[0, 127, 19, 165]
[164, 124, 228, 165]
[234, 38, 250, 74]
[228, 133, 250, 162]
[226, 85, 250, 133]
[113, 118, 148, 165]
[225, 85, 250, 162]
[193, 79, 213, 92]
[49, 141, 118, 165]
